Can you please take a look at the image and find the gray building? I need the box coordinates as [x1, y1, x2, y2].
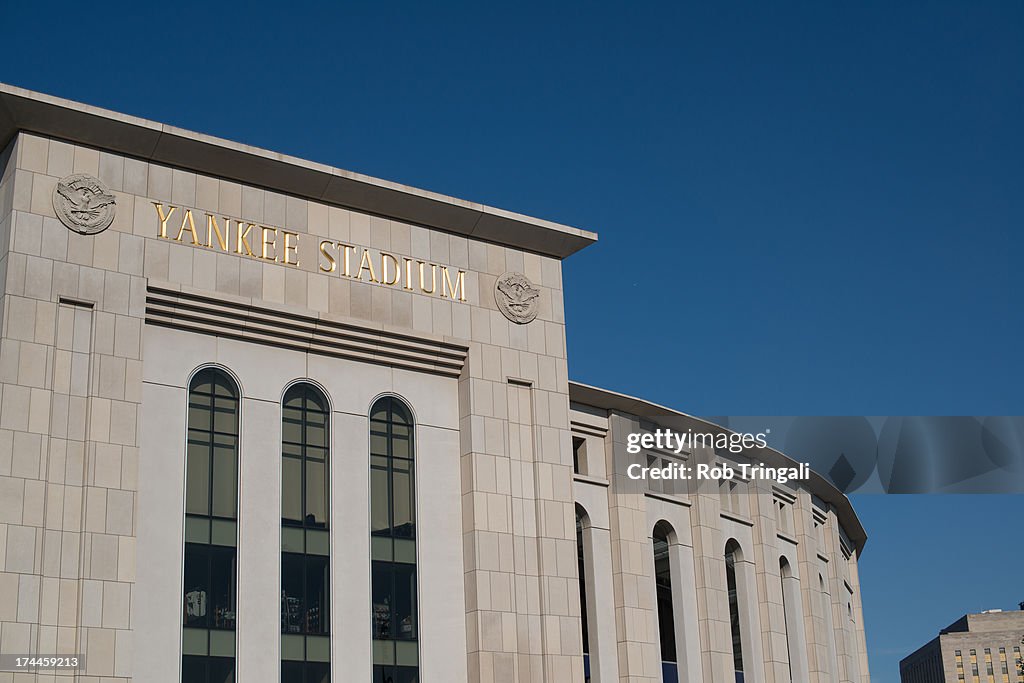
[0, 83, 871, 682]
[901, 611, 1024, 683]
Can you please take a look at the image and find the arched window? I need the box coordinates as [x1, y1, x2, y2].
[779, 558, 795, 681]
[370, 396, 418, 682]
[576, 505, 591, 681]
[653, 522, 678, 683]
[182, 368, 239, 683]
[281, 383, 331, 683]
[725, 540, 745, 683]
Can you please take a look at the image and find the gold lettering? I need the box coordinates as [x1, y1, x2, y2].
[441, 267, 466, 301]
[380, 253, 400, 286]
[236, 223, 255, 256]
[205, 214, 229, 251]
[153, 203, 177, 238]
[418, 262, 436, 294]
[403, 258, 414, 290]
[319, 240, 337, 273]
[175, 210, 200, 245]
[261, 227, 278, 261]
[355, 248, 379, 282]
[282, 230, 299, 266]
[340, 244, 354, 277]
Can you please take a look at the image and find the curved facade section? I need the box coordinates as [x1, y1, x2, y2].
[569, 381, 871, 682]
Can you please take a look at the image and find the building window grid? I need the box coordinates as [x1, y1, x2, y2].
[280, 384, 331, 683]
[182, 368, 240, 683]
[370, 397, 419, 683]
[1015, 647, 1023, 683]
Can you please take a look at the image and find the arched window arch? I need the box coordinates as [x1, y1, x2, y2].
[653, 521, 678, 682]
[576, 505, 592, 681]
[370, 396, 418, 683]
[725, 539, 745, 683]
[280, 382, 331, 683]
[182, 367, 239, 683]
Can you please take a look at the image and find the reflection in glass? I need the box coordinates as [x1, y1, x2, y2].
[370, 396, 419, 683]
[183, 368, 239, 681]
[280, 383, 331, 676]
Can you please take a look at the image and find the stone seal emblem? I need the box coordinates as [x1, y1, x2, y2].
[494, 272, 540, 324]
[52, 174, 117, 235]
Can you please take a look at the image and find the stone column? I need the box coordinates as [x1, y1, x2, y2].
[782, 571, 811, 682]
[582, 519, 619, 682]
[236, 397, 281, 682]
[669, 538, 703, 682]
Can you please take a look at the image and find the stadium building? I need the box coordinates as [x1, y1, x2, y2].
[0, 84, 871, 682]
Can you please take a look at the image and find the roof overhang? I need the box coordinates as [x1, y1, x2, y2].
[568, 380, 869, 555]
[0, 83, 598, 259]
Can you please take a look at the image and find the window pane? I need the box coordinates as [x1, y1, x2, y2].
[282, 458, 302, 523]
[185, 444, 210, 516]
[188, 401, 211, 432]
[307, 422, 326, 448]
[396, 665, 419, 683]
[392, 435, 410, 458]
[282, 660, 304, 683]
[371, 465, 390, 534]
[213, 375, 235, 398]
[213, 401, 237, 434]
[182, 655, 206, 682]
[305, 459, 327, 528]
[209, 655, 235, 683]
[282, 554, 305, 634]
[282, 415, 302, 445]
[211, 447, 237, 519]
[210, 546, 237, 629]
[370, 432, 388, 457]
[307, 661, 330, 683]
[394, 564, 417, 640]
[183, 544, 209, 627]
[392, 462, 414, 538]
[306, 556, 329, 635]
[391, 402, 411, 425]
[372, 563, 393, 639]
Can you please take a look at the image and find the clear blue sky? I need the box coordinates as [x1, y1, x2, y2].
[3, 2, 1021, 681]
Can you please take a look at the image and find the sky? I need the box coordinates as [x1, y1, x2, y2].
[2, 2, 1022, 680]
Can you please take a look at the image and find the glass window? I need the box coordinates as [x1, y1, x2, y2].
[371, 397, 419, 682]
[282, 385, 330, 530]
[282, 660, 330, 683]
[725, 540, 744, 681]
[183, 369, 239, 682]
[653, 521, 678, 683]
[281, 382, 332, 676]
[576, 509, 589, 657]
